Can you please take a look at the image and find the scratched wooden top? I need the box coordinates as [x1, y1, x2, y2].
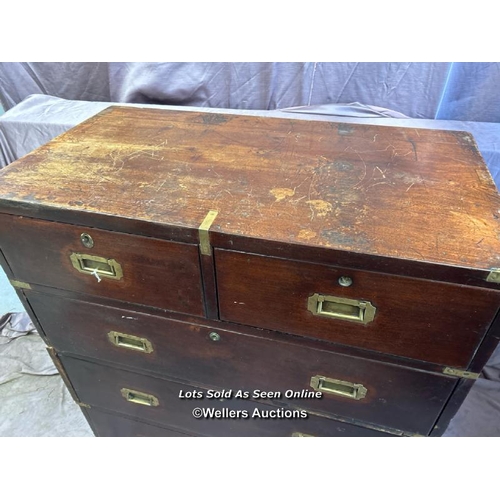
[1, 106, 500, 277]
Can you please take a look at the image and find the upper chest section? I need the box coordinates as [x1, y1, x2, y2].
[0, 106, 499, 275]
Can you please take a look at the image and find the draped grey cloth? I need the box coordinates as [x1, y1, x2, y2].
[1, 62, 499, 121]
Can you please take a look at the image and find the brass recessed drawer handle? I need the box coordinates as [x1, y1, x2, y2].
[307, 293, 376, 325]
[108, 331, 154, 354]
[121, 388, 159, 407]
[310, 375, 368, 400]
[70, 252, 123, 280]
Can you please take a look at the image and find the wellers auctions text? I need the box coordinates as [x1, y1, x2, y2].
[198, 407, 308, 419]
[179, 389, 322, 400]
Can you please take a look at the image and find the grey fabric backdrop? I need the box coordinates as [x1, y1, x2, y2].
[1, 62, 499, 121]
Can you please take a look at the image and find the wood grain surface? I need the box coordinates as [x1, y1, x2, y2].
[23, 282, 448, 374]
[216, 250, 500, 367]
[0, 106, 499, 281]
[62, 355, 427, 436]
[29, 293, 456, 434]
[0, 213, 204, 316]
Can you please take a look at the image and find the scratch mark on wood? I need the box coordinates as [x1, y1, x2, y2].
[365, 181, 394, 191]
[397, 150, 413, 158]
[353, 149, 368, 175]
[156, 178, 167, 192]
[411, 248, 425, 260]
[345, 148, 367, 186]
[408, 138, 418, 161]
[290, 195, 306, 205]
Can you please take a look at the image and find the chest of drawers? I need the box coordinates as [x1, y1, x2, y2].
[1, 106, 499, 437]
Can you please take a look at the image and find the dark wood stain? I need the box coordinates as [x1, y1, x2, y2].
[29, 293, 455, 435]
[0, 247, 13, 277]
[216, 250, 500, 368]
[0, 214, 205, 317]
[430, 378, 474, 436]
[24, 284, 449, 375]
[201, 113, 230, 125]
[62, 355, 415, 436]
[467, 334, 500, 373]
[199, 251, 219, 320]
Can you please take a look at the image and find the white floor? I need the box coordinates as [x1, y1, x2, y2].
[0, 265, 25, 315]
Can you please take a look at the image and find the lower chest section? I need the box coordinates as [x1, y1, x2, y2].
[25, 287, 473, 437]
[2, 216, 498, 437]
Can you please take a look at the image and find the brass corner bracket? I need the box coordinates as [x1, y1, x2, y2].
[9, 279, 31, 290]
[443, 367, 480, 380]
[199, 210, 219, 256]
[486, 268, 500, 283]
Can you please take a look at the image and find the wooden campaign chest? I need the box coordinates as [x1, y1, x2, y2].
[1, 106, 500, 437]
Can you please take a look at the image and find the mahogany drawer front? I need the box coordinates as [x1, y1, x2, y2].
[85, 408, 191, 437]
[215, 250, 500, 367]
[29, 292, 455, 435]
[64, 356, 395, 437]
[0, 214, 204, 316]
